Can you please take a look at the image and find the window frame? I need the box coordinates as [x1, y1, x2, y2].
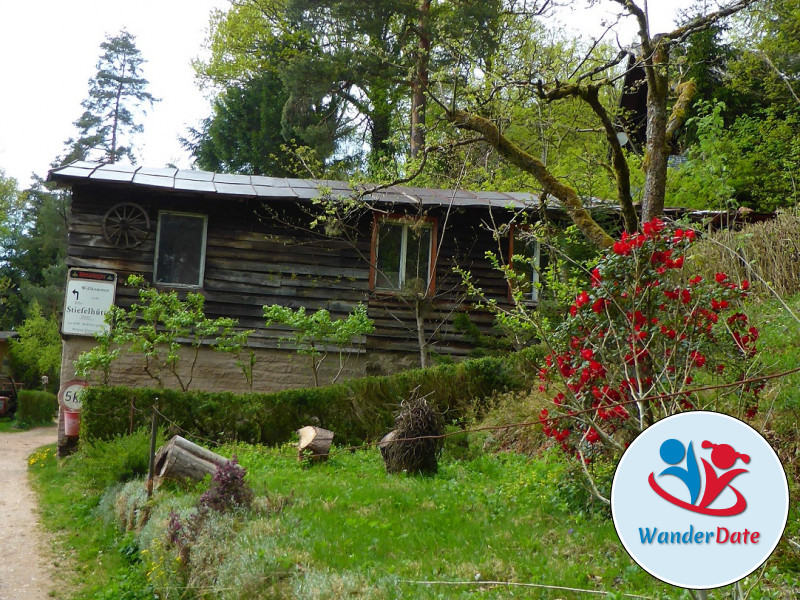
[508, 223, 543, 304]
[153, 210, 208, 288]
[369, 213, 438, 295]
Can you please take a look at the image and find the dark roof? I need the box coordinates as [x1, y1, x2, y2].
[48, 161, 552, 211]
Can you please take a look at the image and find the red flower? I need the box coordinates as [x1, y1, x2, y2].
[580, 348, 594, 361]
[591, 297, 607, 313]
[576, 291, 590, 307]
[590, 267, 602, 287]
[741, 280, 750, 290]
[689, 350, 706, 367]
[585, 428, 600, 444]
[689, 276, 703, 285]
[613, 240, 631, 255]
[715, 272, 728, 283]
[681, 289, 692, 304]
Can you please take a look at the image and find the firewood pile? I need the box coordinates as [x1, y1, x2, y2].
[380, 392, 444, 475]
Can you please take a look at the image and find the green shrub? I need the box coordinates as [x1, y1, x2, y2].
[16, 390, 57, 426]
[81, 347, 546, 446]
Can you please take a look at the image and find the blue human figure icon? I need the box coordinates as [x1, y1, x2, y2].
[658, 438, 701, 505]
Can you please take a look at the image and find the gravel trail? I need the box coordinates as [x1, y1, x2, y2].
[0, 426, 58, 600]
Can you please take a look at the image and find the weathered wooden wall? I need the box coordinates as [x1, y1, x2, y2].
[64, 182, 518, 389]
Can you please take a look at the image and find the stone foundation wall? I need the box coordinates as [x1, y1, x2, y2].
[59, 337, 367, 394]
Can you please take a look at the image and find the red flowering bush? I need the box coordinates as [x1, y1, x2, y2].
[538, 219, 761, 462]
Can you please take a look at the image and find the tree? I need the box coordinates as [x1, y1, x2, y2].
[75, 276, 252, 391]
[263, 303, 374, 387]
[184, 71, 304, 176]
[0, 170, 26, 327]
[198, 0, 505, 174]
[61, 29, 157, 165]
[440, 0, 760, 247]
[8, 302, 62, 389]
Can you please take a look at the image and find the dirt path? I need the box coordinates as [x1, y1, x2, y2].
[0, 426, 58, 600]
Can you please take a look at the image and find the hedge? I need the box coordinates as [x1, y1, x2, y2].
[17, 390, 58, 427]
[81, 346, 545, 446]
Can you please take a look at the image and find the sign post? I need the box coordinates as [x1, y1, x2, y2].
[62, 269, 117, 336]
[58, 380, 88, 438]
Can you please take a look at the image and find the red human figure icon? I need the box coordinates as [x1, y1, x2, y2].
[698, 441, 750, 511]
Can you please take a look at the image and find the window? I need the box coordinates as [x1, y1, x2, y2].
[510, 228, 546, 303]
[371, 216, 436, 293]
[154, 211, 207, 287]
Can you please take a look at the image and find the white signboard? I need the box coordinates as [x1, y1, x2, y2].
[62, 269, 117, 336]
[59, 380, 88, 412]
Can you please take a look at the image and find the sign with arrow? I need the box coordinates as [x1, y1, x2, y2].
[62, 269, 117, 336]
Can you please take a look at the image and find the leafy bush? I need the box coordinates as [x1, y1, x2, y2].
[72, 428, 160, 489]
[8, 302, 61, 390]
[81, 346, 545, 446]
[199, 456, 253, 512]
[538, 219, 761, 470]
[15, 390, 57, 426]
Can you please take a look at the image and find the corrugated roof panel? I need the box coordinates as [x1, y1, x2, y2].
[132, 173, 175, 188]
[292, 187, 320, 199]
[68, 160, 103, 171]
[254, 185, 297, 198]
[174, 178, 217, 193]
[290, 179, 316, 189]
[214, 172, 252, 184]
[97, 163, 138, 173]
[177, 169, 214, 181]
[52, 165, 97, 179]
[138, 166, 178, 177]
[214, 182, 257, 196]
[251, 175, 288, 188]
[89, 169, 134, 183]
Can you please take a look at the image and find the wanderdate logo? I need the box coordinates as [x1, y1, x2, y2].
[612, 412, 789, 589]
[648, 438, 750, 517]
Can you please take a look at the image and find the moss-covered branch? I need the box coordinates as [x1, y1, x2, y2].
[446, 109, 614, 249]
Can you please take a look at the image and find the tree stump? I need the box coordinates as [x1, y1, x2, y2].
[153, 435, 235, 483]
[297, 426, 334, 462]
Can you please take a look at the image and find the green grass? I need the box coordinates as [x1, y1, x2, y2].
[31, 435, 798, 600]
[27, 296, 800, 600]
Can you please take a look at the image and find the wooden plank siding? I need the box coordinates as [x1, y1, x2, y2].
[66, 182, 520, 366]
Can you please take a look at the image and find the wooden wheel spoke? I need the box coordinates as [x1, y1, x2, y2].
[103, 202, 150, 248]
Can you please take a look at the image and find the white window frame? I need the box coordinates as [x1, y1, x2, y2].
[510, 227, 542, 304]
[153, 210, 208, 288]
[373, 217, 435, 293]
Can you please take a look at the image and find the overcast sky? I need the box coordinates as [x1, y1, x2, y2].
[0, 0, 693, 190]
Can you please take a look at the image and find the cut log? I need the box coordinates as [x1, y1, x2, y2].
[378, 430, 397, 462]
[153, 435, 236, 483]
[297, 426, 334, 462]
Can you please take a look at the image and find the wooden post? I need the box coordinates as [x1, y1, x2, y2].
[297, 426, 334, 462]
[146, 405, 159, 498]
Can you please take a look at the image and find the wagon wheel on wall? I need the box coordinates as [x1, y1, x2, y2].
[102, 202, 151, 248]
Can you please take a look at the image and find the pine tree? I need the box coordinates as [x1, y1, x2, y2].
[62, 29, 157, 165]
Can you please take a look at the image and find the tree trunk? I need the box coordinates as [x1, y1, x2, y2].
[153, 435, 233, 483]
[410, 0, 431, 160]
[297, 426, 334, 462]
[642, 63, 670, 223]
[415, 296, 428, 368]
